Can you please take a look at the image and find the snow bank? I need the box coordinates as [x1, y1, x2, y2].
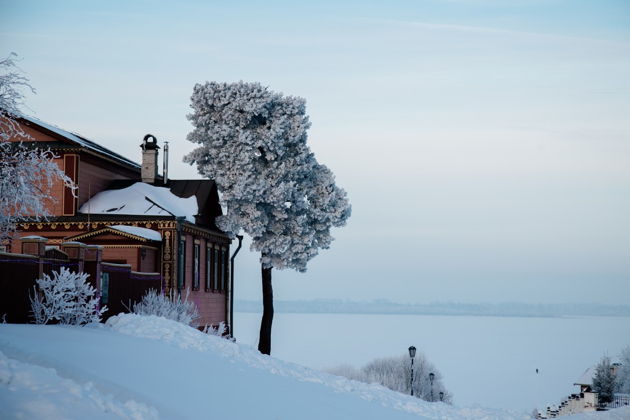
[79, 182, 197, 222]
[0, 351, 158, 420]
[1, 316, 629, 420]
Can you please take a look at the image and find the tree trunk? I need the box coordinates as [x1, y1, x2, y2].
[258, 265, 273, 355]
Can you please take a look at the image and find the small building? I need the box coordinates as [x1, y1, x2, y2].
[3, 115, 233, 330]
[537, 362, 627, 418]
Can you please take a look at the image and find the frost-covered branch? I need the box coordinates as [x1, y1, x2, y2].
[0, 53, 35, 131]
[0, 53, 76, 243]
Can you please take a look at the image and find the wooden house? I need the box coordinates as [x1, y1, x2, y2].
[4, 115, 233, 330]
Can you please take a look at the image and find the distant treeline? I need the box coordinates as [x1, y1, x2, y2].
[234, 299, 630, 318]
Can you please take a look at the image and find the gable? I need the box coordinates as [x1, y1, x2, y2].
[66, 226, 161, 244]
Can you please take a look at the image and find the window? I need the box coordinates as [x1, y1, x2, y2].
[193, 243, 200, 290]
[205, 246, 212, 291]
[213, 248, 219, 290]
[178, 237, 185, 290]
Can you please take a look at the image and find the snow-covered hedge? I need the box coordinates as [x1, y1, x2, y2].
[29, 267, 106, 325]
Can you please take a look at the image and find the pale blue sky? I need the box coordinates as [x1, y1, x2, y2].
[2, 0, 629, 304]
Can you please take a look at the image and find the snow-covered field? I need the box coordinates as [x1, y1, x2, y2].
[234, 312, 630, 411]
[1, 315, 629, 420]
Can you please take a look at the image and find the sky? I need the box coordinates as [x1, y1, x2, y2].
[1, 0, 629, 305]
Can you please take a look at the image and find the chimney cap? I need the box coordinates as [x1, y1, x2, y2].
[141, 134, 160, 151]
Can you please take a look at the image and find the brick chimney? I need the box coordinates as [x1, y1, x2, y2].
[141, 134, 160, 184]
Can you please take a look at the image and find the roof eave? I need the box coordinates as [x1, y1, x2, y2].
[17, 116, 141, 172]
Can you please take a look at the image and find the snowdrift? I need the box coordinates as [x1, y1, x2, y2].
[1, 314, 629, 420]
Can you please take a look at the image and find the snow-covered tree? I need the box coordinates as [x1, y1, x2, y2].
[329, 353, 452, 403]
[185, 81, 351, 354]
[131, 289, 200, 327]
[616, 346, 630, 394]
[30, 267, 106, 325]
[0, 53, 75, 244]
[593, 355, 616, 405]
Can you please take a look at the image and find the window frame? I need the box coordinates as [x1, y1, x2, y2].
[205, 245, 212, 291]
[177, 237, 186, 290]
[213, 247, 219, 291]
[221, 248, 228, 292]
[193, 242, 200, 290]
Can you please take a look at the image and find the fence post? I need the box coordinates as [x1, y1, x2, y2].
[20, 235, 48, 277]
[61, 241, 86, 273]
[84, 245, 103, 291]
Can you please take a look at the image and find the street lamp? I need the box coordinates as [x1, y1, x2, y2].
[408, 346, 416, 396]
[429, 372, 435, 402]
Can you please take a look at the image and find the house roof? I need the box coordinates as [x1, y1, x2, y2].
[575, 366, 596, 386]
[16, 114, 223, 230]
[107, 179, 223, 228]
[574, 359, 623, 387]
[78, 182, 198, 223]
[18, 114, 141, 171]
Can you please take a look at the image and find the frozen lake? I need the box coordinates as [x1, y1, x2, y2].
[234, 312, 629, 413]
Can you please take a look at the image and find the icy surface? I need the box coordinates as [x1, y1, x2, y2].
[110, 225, 162, 241]
[1, 315, 628, 420]
[79, 182, 197, 222]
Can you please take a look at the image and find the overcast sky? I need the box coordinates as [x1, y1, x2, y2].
[2, 0, 629, 305]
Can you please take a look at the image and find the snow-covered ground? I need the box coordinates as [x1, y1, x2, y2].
[1, 315, 629, 420]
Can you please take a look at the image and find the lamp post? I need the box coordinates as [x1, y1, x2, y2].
[429, 372, 435, 402]
[408, 346, 416, 396]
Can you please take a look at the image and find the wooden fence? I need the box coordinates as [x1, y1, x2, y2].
[0, 237, 161, 323]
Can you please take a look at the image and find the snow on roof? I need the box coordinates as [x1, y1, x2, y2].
[20, 114, 140, 169]
[575, 366, 596, 386]
[79, 182, 198, 223]
[110, 225, 162, 241]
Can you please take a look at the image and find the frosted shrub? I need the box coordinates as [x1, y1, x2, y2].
[132, 289, 199, 327]
[329, 353, 452, 403]
[30, 267, 106, 325]
[203, 322, 226, 337]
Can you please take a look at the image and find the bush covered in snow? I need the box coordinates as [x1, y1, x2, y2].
[329, 352, 452, 403]
[131, 289, 199, 327]
[29, 267, 106, 325]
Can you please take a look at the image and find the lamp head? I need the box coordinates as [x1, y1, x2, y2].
[408, 346, 416, 358]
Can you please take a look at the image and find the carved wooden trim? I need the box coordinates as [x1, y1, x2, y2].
[19, 220, 177, 230]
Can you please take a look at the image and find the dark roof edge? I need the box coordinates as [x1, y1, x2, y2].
[17, 114, 141, 171]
